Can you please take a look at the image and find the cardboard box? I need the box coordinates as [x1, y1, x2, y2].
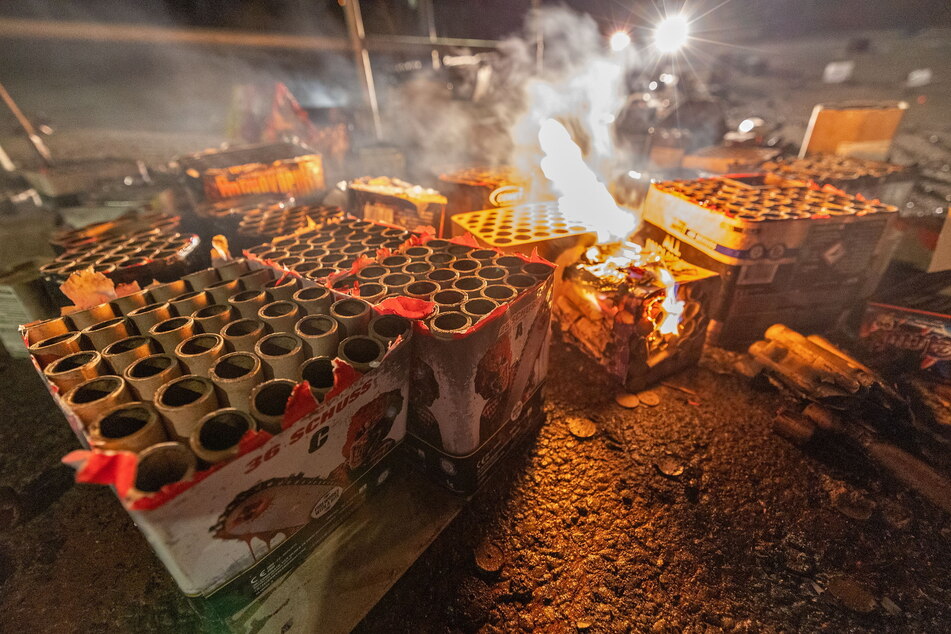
[639, 176, 897, 348]
[760, 154, 914, 207]
[800, 101, 908, 161]
[403, 276, 552, 493]
[859, 302, 951, 383]
[22, 268, 410, 621]
[438, 167, 530, 237]
[348, 177, 447, 233]
[554, 249, 719, 391]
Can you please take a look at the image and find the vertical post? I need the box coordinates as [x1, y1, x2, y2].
[419, 0, 440, 70]
[532, 0, 543, 74]
[341, 0, 383, 140]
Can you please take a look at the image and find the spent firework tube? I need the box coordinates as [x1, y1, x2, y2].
[174, 333, 226, 377]
[190, 304, 234, 334]
[130, 442, 197, 497]
[89, 401, 168, 453]
[221, 319, 266, 354]
[258, 301, 302, 334]
[44, 351, 104, 393]
[208, 352, 263, 412]
[189, 408, 256, 466]
[249, 378, 296, 434]
[153, 375, 220, 441]
[255, 333, 306, 381]
[124, 353, 183, 401]
[299, 356, 336, 401]
[63, 375, 132, 427]
[28, 331, 83, 368]
[102, 336, 157, 375]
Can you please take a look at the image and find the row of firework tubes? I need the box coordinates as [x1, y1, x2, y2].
[655, 179, 896, 221]
[25, 260, 416, 498]
[24, 219, 554, 498]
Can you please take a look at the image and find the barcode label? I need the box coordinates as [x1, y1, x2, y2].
[737, 263, 779, 286]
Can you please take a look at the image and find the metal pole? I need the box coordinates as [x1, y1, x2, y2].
[419, 0, 441, 70]
[532, 0, 543, 74]
[341, 0, 383, 141]
[0, 82, 52, 166]
[0, 17, 502, 53]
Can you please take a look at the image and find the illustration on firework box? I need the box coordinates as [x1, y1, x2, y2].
[348, 176, 448, 232]
[409, 274, 553, 458]
[859, 303, 951, 382]
[554, 242, 719, 391]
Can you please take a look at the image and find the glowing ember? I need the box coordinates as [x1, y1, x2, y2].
[538, 118, 634, 243]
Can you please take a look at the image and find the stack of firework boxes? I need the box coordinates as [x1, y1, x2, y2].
[639, 174, 898, 348]
[21, 210, 553, 622]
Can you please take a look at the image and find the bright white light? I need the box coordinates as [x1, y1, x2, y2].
[610, 31, 631, 52]
[654, 15, 689, 54]
[738, 118, 756, 133]
[648, 81, 658, 91]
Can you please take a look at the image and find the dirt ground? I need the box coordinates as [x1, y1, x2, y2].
[0, 26, 949, 634]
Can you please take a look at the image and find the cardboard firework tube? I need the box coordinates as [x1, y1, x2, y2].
[368, 314, 412, 346]
[469, 249, 498, 262]
[462, 297, 499, 323]
[425, 238, 451, 250]
[182, 267, 220, 291]
[258, 301, 302, 334]
[255, 333, 306, 380]
[124, 353, 183, 401]
[63, 375, 132, 427]
[481, 283, 518, 303]
[154, 375, 220, 441]
[236, 267, 274, 291]
[174, 333, 226, 376]
[452, 276, 486, 295]
[149, 280, 189, 303]
[89, 401, 167, 453]
[427, 268, 459, 289]
[494, 255, 524, 272]
[205, 278, 241, 305]
[249, 379, 296, 434]
[22, 316, 73, 345]
[295, 315, 339, 358]
[44, 351, 103, 393]
[356, 265, 388, 284]
[221, 319, 266, 353]
[330, 298, 372, 337]
[264, 276, 300, 303]
[189, 408, 256, 465]
[214, 258, 250, 281]
[426, 252, 453, 267]
[432, 289, 466, 312]
[355, 282, 386, 304]
[337, 335, 385, 374]
[131, 442, 197, 496]
[505, 273, 537, 291]
[427, 311, 472, 339]
[293, 286, 334, 316]
[405, 280, 439, 301]
[127, 302, 173, 334]
[449, 258, 480, 274]
[380, 254, 410, 269]
[168, 290, 210, 317]
[381, 273, 413, 297]
[228, 289, 268, 320]
[191, 304, 234, 334]
[68, 304, 118, 331]
[149, 317, 197, 353]
[209, 352, 263, 411]
[402, 261, 434, 280]
[522, 262, 555, 279]
[102, 335, 156, 374]
[82, 317, 132, 350]
[404, 246, 432, 260]
[29, 331, 84, 367]
[112, 289, 151, 315]
[300, 356, 335, 401]
[476, 266, 507, 283]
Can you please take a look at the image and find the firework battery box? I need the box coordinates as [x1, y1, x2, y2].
[438, 167, 530, 238]
[402, 271, 554, 494]
[173, 142, 325, 201]
[348, 177, 447, 234]
[555, 248, 719, 392]
[760, 154, 915, 207]
[639, 175, 898, 349]
[26, 323, 410, 623]
[859, 302, 951, 383]
[800, 101, 908, 162]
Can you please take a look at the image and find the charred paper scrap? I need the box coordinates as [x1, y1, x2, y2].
[553, 243, 719, 391]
